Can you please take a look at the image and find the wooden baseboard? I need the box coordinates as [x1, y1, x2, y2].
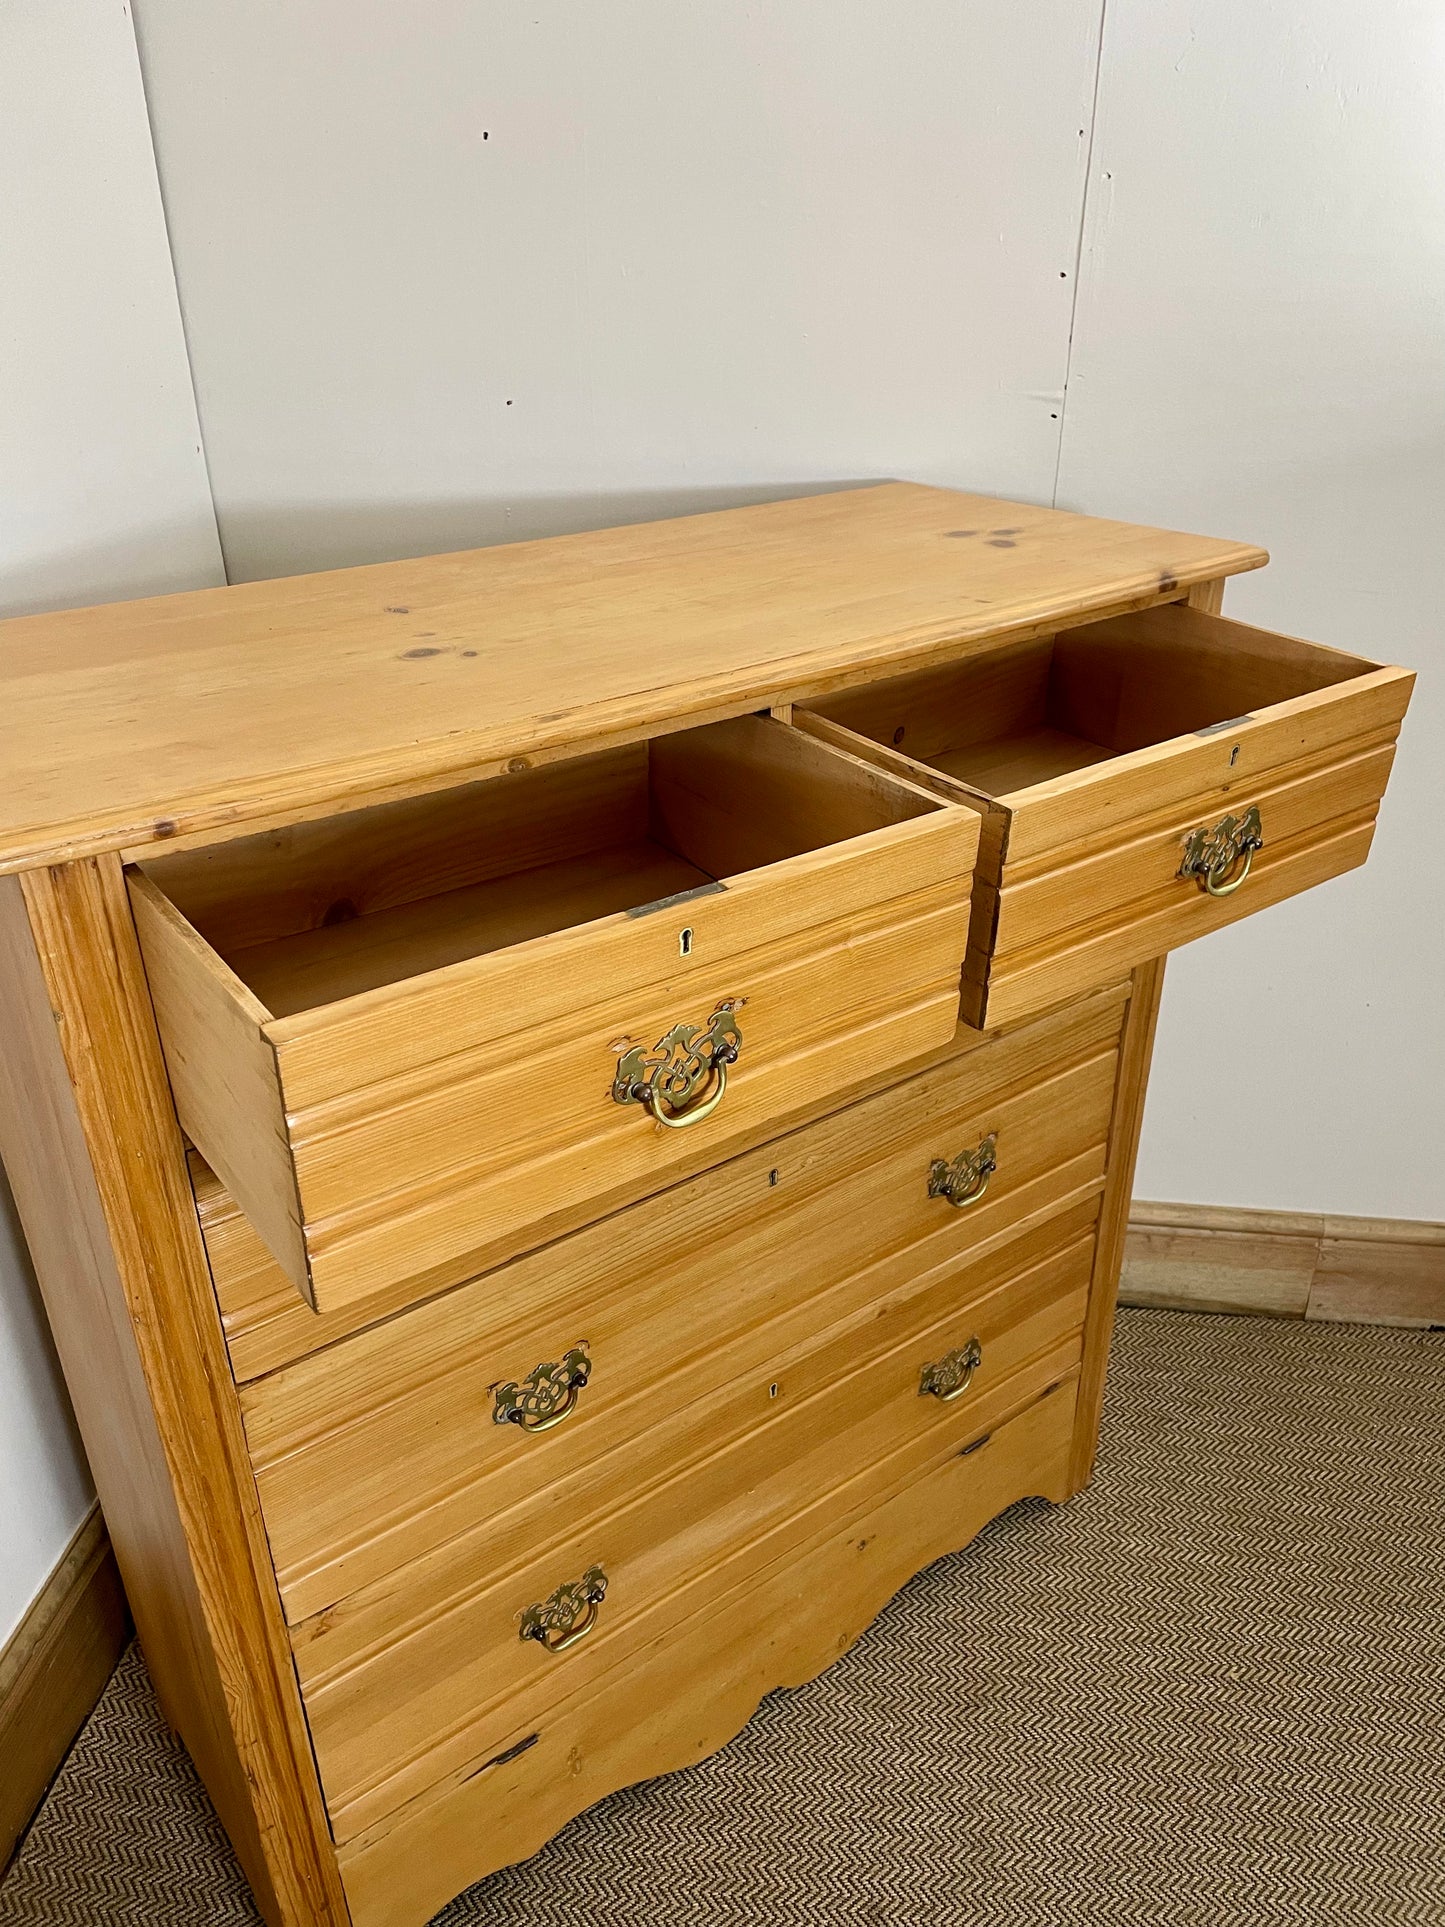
[1122, 1201, 1445, 1327]
[0, 1504, 130, 1873]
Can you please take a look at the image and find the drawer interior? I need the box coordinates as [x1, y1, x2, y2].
[810, 604, 1377, 801]
[139, 713, 943, 1020]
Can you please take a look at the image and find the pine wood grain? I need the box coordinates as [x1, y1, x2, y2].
[241, 1021, 1121, 1624]
[132, 717, 980, 1316]
[336, 1378, 1077, 1927]
[148, 880, 971, 1317]
[983, 755, 1392, 1029]
[145, 742, 653, 955]
[231, 841, 711, 1016]
[934, 724, 1114, 793]
[1045, 602, 1373, 753]
[0, 483, 1265, 877]
[0, 860, 351, 1927]
[1069, 955, 1167, 1491]
[300, 1328, 1084, 1841]
[0, 501, 1413, 1927]
[126, 869, 312, 1303]
[204, 984, 1132, 1383]
[806, 598, 1412, 1027]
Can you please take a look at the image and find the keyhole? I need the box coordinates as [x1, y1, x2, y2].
[768, 1383, 779, 1400]
[1229, 744, 1241, 767]
[679, 926, 693, 957]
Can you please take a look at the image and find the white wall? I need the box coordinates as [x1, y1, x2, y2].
[129, 0, 1105, 577]
[1056, 0, 1445, 1218]
[0, 0, 223, 1644]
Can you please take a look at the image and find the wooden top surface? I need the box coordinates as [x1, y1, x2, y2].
[0, 482, 1265, 873]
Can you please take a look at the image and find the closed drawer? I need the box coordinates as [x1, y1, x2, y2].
[290, 1215, 1089, 1841]
[803, 601, 1413, 1026]
[336, 1377, 1079, 1927]
[128, 714, 978, 1317]
[241, 985, 1125, 1624]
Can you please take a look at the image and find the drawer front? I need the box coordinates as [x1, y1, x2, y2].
[336, 1377, 1079, 1927]
[980, 689, 1405, 1027]
[291, 1222, 1089, 1841]
[131, 717, 979, 1318]
[198, 982, 1125, 1384]
[986, 724, 1402, 1025]
[802, 603, 1413, 1028]
[241, 988, 1123, 1600]
[281, 882, 968, 1308]
[243, 990, 1123, 1622]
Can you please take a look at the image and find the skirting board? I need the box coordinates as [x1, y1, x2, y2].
[0, 1503, 130, 1873]
[1121, 1202, 1445, 1327]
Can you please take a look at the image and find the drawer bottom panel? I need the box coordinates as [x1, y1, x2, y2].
[335, 1375, 1078, 1927]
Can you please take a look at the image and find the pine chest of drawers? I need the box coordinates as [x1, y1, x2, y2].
[0, 485, 1412, 1927]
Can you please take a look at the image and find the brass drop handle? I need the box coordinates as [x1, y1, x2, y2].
[519, 1565, 608, 1655]
[919, 1338, 983, 1402]
[1178, 804, 1263, 897]
[646, 1055, 729, 1129]
[493, 1345, 591, 1434]
[927, 1132, 997, 1209]
[611, 999, 744, 1129]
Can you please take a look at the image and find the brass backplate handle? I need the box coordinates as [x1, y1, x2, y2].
[1178, 804, 1263, 897]
[928, 1132, 998, 1209]
[519, 1565, 608, 1654]
[919, 1337, 983, 1402]
[611, 999, 744, 1129]
[493, 1344, 592, 1434]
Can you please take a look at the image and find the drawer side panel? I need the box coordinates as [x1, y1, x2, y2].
[127, 868, 312, 1301]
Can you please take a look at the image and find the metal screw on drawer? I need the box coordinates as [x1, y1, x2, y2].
[519, 1566, 608, 1655]
[1178, 804, 1263, 897]
[927, 1131, 997, 1209]
[493, 1345, 591, 1434]
[919, 1338, 984, 1402]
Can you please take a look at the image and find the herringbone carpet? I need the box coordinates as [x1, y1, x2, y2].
[3, 1308, 1443, 1926]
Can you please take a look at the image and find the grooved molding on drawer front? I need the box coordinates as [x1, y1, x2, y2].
[1121, 1202, 1445, 1327]
[0, 1506, 129, 1874]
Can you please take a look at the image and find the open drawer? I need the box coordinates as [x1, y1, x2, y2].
[127, 715, 979, 1317]
[801, 601, 1413, 1028]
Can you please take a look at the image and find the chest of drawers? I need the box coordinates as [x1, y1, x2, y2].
[0, 485, 1412, 1927]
